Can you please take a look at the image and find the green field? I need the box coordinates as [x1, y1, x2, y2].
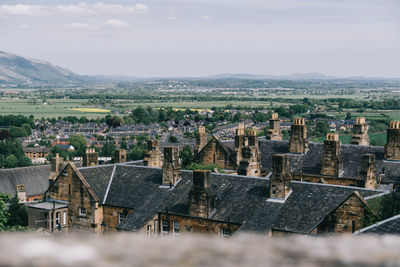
[310, 133, 386, 145]
[0, 98, 105, 119]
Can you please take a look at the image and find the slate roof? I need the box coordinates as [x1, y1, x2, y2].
[223, 138, 400, 183]
[0, 165, 50, 197]
[267, 182, 379, 234]
[72, 162, 384, 233]
[355, 214, 400, 235]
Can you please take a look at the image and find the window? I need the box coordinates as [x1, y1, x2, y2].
[161, 220, 169, 235]
[63, 211, 67, 225]
[79, 207, 86, 216]
[118, 212, 126, 224]
[220, 228, 231, 237]
[147, 225, 152, 236]
[173, 221, 180, 236]
[56, 212, 60, 225]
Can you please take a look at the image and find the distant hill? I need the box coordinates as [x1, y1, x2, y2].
[0, 51, 88, 87]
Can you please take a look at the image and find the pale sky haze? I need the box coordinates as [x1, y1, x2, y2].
[0, 0, 399, 78]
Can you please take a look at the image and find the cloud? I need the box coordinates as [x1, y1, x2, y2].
[168, 16, 178, 20]
[19, 24, 29, 29]
[0, 2, 149, 17]
[64, 22, 99, 30]
[106, 19, 130, 27]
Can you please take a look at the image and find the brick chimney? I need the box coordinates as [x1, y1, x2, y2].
[360, 154, 377, 189]
[237, 129, 261, 177]
[162, 146, 181, 186]
[188, 170, 213, 218]
[321, 133, 343, 177]
[114, 149, 126, 163]
[16, 184, 27, 203]
[269, 154, 291, 199]
[83, 148, 98, 167]
[266, 113, 282, 141]
[143, 139, 163, 167]
[351, 117, 369, 145]
[385, 121, 400, 160]
[194, 126, 207, 155]
[289, 118, 308, 154]
[235, 123, 246, 165]
[49, 153, 64, 183]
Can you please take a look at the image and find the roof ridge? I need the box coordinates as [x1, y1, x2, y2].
[354, 214, 400, 235]
[102, 164, 117, 205]
[292, 180, 386, 192]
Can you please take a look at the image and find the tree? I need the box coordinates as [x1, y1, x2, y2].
[168, 136, 178, 143]
[6, 195, 28, 228]
[5, 155, 18, 168]
[179, 145, 194, 168]
[0, 195, 10, 230]
[101, 142, 115, 157]
[18, 156, 32, 167]
[345, 112, 352, 120]
[314, 121, 329, 137]
[68, 135, 87, 156]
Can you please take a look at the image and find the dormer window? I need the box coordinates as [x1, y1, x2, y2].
[220, 228, 231, 237]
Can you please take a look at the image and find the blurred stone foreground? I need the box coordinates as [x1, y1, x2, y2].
[0, 233, 399, 267]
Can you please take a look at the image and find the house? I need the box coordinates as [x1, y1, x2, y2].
[354, 214, 400, 235]
[23, 146, 51, 163]
[28, 145, 386, 236]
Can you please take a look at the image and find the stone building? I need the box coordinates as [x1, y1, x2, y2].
[351, 117, 369, 145]
[266, 113, 282, 141]
[26, 118, 400, 236]
[143, 139, 163, 167]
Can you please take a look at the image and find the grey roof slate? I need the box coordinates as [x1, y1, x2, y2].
[224, 138, 400, 183]
[355, 214, 400, 235]
[75, 162, 383, 234]
[0, 165, 50, 197]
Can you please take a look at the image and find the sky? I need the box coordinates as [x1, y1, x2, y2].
[0, 0, 399, 78]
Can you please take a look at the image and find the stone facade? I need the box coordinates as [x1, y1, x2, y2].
[351, 117, 370, 146]
[188, 170, 213, 218]
[269, 154, 291, 199]
[162, 147, 181, 186]
[360, 154, 377, 189]
[49, 153, 64, 182]
[102, 205, 133, 232]
[266, 113, 282, 141]
[385, 121, 400, 160]
[46, 163, 103, 233]
[194, 126, 208, 155]
[194, 136, 237, 170]
[289, 118, 308, 154]
[114, 149, 126, 163]
[321, 133, 343, 177]
[143, 140, 163, 167]
[237, 129, 261, 177]
[82, 148, 99, 167]
[234, 123, 246, 165]
[317, 193, 368, 234]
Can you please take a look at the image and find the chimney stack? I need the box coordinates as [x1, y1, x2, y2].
[321, 133, 343, 177]
[194, 126, 207, 155]
[266, 113, 282, 141]
[360, 154, 377, 189]
[114, 149, 126, 163]
[269, 154, 291, 199]
[235, 123, 246, 165]
[351, 117, 369, 145]
[188, 170, 213, 218]
[385, 121, 400, 160]
[162, 146, 181, 186]
[289, 118, 308, 154]
[237, 129, 261, 177]
[143, 139, 163, 167]
[49, 153, 64, 183]
[16, 184, 27, 203]
[82, 148, 98, 167]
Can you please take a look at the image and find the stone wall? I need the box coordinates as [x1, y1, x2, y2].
[195, 137, 236, 170]
[1, 234, 400, 266]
